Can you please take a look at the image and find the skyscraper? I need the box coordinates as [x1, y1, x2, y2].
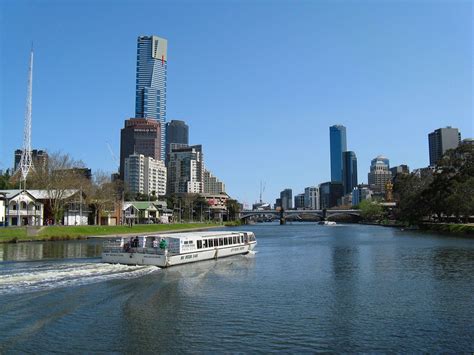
[342, 151, 358, 195]
[330, 125, 347, 182]
[368, 155, 392, 195]
[166, 120, 189, 164]
[135, 35, 168, 161]
[428, 126, 461, 166]
[119, 118, 161, 179]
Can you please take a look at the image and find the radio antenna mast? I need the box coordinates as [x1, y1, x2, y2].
[19, 46, 34, 190]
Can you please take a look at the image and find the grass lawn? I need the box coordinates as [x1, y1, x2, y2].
[0, 223, 222, 243]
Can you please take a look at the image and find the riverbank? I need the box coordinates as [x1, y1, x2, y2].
[419, 223, 474, 235]
[0, 223, 222, 243]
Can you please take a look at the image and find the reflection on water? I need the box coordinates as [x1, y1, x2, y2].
[0, 240, 102, 261]
[0, 224, 473, 353]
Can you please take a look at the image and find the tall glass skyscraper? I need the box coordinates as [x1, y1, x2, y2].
[135, 35, 167, 161]
[342, 151, 358, 195]
[330, 125, 347, 182]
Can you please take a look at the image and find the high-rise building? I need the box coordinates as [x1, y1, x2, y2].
[352, 184, 373, 206]
[304, 186, 320, 210]
[166, 120, 189, 165]
[330, 125, 347, 182]
[390, 165, 409, 183]
[294, 193, 305, 209]
[280, 189, 293, 210]
[319, 181, 344, 209]
[124, 154, 167, 196]
[428, 126, 461, 166]
[135, 35, 168, 161]
[14, 149, 48, 172]
[168, 145, 204, 194]
[342, 151, 358, 195]
[119, 118, 161, 179]
[368, 155, 392, 195]
[203, 169, 225, 194]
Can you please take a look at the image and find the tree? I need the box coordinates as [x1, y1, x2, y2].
[28, 152, 89, 224]
[87, 171, 122, 225]
[358, 199, 383, 222]
[226, 199, 241, 221]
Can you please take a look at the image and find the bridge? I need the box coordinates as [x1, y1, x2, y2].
[239, 209, 361, 224]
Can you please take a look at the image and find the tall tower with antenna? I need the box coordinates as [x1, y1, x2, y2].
[19, 47, 34, 190]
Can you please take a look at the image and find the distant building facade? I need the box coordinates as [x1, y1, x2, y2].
[319, 181, 343, 209]
[165, 120, 189, 165]
[390, 164, 410, 183]
[14, 149, 48, 172]
[368, 155, 392, 195]
[294, 193, 305, 209]
[120, 118, 161, 179]
[124, 154, 167, 196]
[330, 125, 347, 182]
[428, 126, 461, 166]
[352, 184, 373, 206]
[304, 186, 320, 210]
[280, 188, 293, 210]
[168, 145, 204, 194]
[203, 169, 225, 194]
[342, 151, 358, 195]
[135, 35, 168, 161]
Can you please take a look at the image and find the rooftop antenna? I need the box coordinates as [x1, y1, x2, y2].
[19, 44, 34, 190]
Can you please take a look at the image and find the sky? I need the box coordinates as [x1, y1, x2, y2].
[0, 0, 472, 207]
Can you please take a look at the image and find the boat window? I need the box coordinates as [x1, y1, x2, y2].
[197, 240, 202, 249]
[240, 235, 243, 243]
[209, 239, 213, 247]
[219, 238, 223, 246]
[224, 238, 228, 245]
[233, 236, 236, 244]
[184, 241, 189, 245]
[203, 239, 207, 248]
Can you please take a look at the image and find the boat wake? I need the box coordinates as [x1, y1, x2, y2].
[0, 262, 158, 296]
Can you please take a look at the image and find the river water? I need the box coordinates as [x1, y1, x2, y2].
[0, 223, 473, 352]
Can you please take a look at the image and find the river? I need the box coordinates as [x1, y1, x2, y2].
[0, 223, 473, 352]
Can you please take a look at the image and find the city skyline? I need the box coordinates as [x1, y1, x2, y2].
[1, 0, 472, 206]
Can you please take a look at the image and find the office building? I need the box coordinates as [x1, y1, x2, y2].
[342, 151, 358, 195]
[124, 154, 167, 196]
[304, 186, 320, 210]
[428, 126, 461, 166]
[120, 118, 161, 179]
[166, 120, 189, 164]
[319, 181, 344, 209]
[352, 184, 373, 206]
[280, 188, 293, 210]
[168, 145, 204, 194]
[135, 35, 168, 161]
[330, 125, 347, 182]
[368, 155, 392, 195]
[294, 193, 305, 209]
[203, 169, 225, 194]
[390, 165, 410, 183]
[14, 149, 48, 172]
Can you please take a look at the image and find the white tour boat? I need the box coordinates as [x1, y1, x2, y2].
[318, 220, 336, 226]
[102, 231, 257, 268]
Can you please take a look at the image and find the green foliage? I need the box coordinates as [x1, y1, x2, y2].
[394, 144, 474, 225]
[358, 200, 383, 221]
[226, 199, 241, 221]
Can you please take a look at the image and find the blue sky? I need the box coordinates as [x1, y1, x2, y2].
[1, 0, 472, 207]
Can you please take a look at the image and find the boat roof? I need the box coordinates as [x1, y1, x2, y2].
[125, 231, 253, 240]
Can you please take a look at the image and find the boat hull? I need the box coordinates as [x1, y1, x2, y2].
[102, 242, 256, 268]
